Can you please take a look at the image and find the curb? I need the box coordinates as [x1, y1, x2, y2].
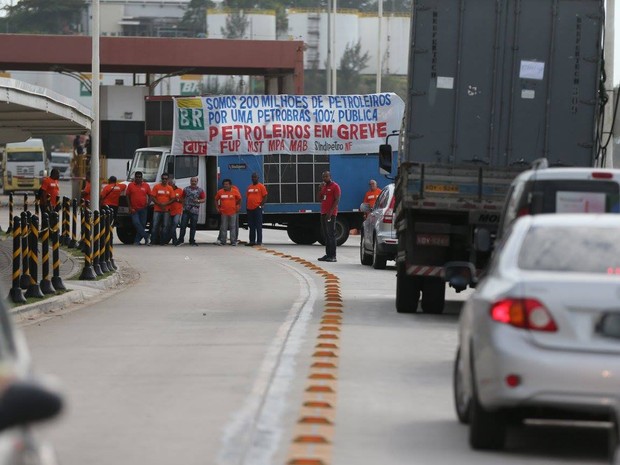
[10, 265, 134, 322]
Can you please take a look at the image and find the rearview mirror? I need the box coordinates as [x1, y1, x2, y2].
[360, 203, 371, 213]
[379, 144, 393, 175]
[0, 381, 63, 432]
[444, 261, 477, 292]
[474, 228, 491, 252]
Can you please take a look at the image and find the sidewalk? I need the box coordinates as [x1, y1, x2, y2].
[0, 234, 130, 321]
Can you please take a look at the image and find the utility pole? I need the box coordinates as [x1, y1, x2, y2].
[91, 0, 100, 208]
[376, 0, 383, 93]
[326, 0, 331, 94]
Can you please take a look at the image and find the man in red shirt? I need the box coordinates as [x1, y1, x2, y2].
[81, 171, 91, 207]
[126, 171, 151, 245]
[215, 179, 241, 245]
[149, 172, 175, 245]
[245, 172, 268, 246]
[100, 175, 127, 223]
[39, 168, 60, 212]
[317, 171, 341, 262]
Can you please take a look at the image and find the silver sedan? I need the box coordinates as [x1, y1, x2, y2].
[452, 214, 620, 452]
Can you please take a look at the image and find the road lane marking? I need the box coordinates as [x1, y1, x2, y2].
[217, 258, 318, 465]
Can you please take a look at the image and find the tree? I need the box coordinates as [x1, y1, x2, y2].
[221, 9, 249, 39]
[337, 40, 370, 94]
[2, 0, 87, 34]
[180, 0, 215, 37]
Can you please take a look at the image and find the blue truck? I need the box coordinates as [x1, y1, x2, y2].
[115, 93, 404, 246]
[115, 147, 398, 245]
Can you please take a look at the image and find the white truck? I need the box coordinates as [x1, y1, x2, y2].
[3, 138, 47, 194]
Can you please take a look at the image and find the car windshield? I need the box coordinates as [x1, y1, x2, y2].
[7, 151, 44, 162]
[129, 150, 164, 182]
[51, 155, 70, 164]
[518, 226, 620, 274]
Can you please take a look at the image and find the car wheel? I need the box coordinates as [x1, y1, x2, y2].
[421, 277, 446, 314]
[335, 217, 350, 246]
[372, 237, 387, 269]
[396, 262, 421, 313]
[360, 232, 372, 265]
[453, 348, 470, 424]
[469, 360, 506, 450]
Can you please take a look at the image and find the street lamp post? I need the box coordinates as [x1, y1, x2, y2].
[376, 0, 383, 93]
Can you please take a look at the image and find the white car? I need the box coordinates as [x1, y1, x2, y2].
[452, 214, 620, 452]
[360, 183, 397, 269]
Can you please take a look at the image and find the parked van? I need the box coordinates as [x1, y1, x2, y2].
[49, 152, 72, 180]
[2, 138, 47, 194]
[495, 162, 620, 241]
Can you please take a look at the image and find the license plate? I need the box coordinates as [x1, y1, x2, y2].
[416, 234, 450, 247]
[596, 313, 620, 339]
[425, 184, 459, 193]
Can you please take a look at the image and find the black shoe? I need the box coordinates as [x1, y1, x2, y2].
[325, 257, 337, 262]
[190, 241, 198, 246]
[176, 239, 184, 246]
[245, 243, 256, 247]
[318, 255, 329, 261]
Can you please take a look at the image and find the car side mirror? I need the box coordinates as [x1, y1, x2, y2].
[360, 203, 371, 213]
[0, 381, 63, 432]
[474, 228, 491, 252]
[379, 144, 393, 175]
[444, 261, 477, 292]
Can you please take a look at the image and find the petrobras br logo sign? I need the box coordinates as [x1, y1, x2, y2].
[177, 98, 204, 130]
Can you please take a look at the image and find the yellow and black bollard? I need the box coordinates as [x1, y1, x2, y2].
[8, 216, 25, 304]
[6, 193, 13, 234]
[51, 211, 66, 291]
[79, 209, 96, 280]
[19, 212, 30, 290]
[23, 193, 28, 212]
[34, 192, 40, 216]
[39, 213, 55, 295]
[61, 197, 70, 246]
[79, 200, 86, 252]
[92, 210, 103, 276]
[99, 208, 110, 273]
[107, 207, 118, 271]
[25, 215, 44, 299]
[69, 198, 78, 249]
[105, 207, 116, 271]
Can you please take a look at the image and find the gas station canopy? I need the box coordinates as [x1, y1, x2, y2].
[0, 77, 92, 144]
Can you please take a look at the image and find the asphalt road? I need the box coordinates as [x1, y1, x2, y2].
[19, 228, 609, 465]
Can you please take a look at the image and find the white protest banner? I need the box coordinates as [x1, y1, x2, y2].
[171, 93, 405, 156]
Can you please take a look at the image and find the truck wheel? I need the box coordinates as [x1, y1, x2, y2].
[396, 262, 421, 313]
[116, 225, 136, 245]
[359, 232, 372, 265]
[287, 224, 317, 245]
[316, 218, 350, 246]
[335, 218, 350, 246]
[421, 277, 446, 314]
[372, 237, 387, 269]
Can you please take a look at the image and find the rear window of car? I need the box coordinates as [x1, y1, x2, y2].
[518, 226, 620, 274]
[525, 180, 620, 214]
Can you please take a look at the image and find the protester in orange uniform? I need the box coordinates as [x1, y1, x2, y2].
[100, 176, 127, 223]
[168, 179, 184, 246]
[215, 179, 241, 246]
[149, 173, 174, 245]
[81, 172, 91, 206]
[363, 179, 382, 208]
[126, 171, 151, 245]
[39, 168, 60, 211]
[245, 172, 268, 246]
